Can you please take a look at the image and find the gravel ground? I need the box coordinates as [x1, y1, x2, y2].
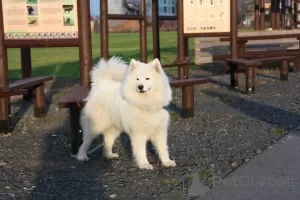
[1, 69, 300, 200]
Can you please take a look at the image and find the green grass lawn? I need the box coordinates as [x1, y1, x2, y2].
[8, 31, 193, 79]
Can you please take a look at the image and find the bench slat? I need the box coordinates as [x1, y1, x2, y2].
[170, 78, 209, 87]
[58, 78, 210, 108]
[255, 56, 296, 63]
[225, 58, 262, 67]
[0, 89, 28, 98]
[9, 76, 53, 91]
[225, 56, 296, 68]
[58, 84, 89, 108]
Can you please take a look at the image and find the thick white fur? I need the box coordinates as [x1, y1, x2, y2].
[76, 56, 176, 170]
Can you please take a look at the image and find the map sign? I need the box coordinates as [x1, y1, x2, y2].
[183, 0, 230, 34]
[2, 0, 78, 40]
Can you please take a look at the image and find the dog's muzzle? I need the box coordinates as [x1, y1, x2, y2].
[137, 85, 149, 93]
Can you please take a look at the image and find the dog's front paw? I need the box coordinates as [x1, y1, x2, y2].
[104, 153, 119, 160]
[138, 163, 154, 170]
[162, 160, 176, 167]
[76, 153, 89, 161]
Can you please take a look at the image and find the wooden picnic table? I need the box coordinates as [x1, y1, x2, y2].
[219, 30, 300, 59]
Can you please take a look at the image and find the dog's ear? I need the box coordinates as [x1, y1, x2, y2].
[152, 58, 162, 73]
[129, 58, 138, 73]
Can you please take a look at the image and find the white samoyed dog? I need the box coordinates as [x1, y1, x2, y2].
[76, 56, 176, 170]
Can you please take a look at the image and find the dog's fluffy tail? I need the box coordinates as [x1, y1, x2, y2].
[90, 56, 128, 84]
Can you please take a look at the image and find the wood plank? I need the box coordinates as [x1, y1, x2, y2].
[170, 78, 209, 87]
[59, 78, 210, 108]
[221, 30, 300, 41]
[238, 30, 300, 37]
[213, 49, 300, 60]
[9, 76, 53, 91]
[0, 89, 28, 98]
[256, 56, 296, 63]
[58, 84, 89, 108]
[225, 59, 262, 67]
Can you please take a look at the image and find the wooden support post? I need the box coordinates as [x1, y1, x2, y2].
[275, 11, 281, 29]
[21, 48, 34, 101]
[152, 0, 160, 60]
[245, 67, 256, 94]
[78, 0, 92, 87]
[182, 85, 194, 118]
[255, 0, 260, 30]
[293, 56, 300, 72]
[34, 84, 45, 117]
[0, 99, 11, 134]
[100, 0, 109, 60]
[21, 48, 32, 78]
[230, 64, 239, 88]
[231, 0, 238, 59]
[271, 0, 276, 29]
[280, 60, 289, 80]
[260, 0, 265, 30]
[230, 0, 239, 89]
[70, 107, 83, 156]
[184, 37, 189, 78]
[238, 42, 246, 58]
[0, 0, 10, 134]
[140, 0, 147, 63]
[177, 0, 184, 80]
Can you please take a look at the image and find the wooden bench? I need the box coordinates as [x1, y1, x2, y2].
[219, 30, 300, 73]
[0, 76, 53, 134]
[225, 56, 296, 94]
[58, 78, 209, 156]
[8, 76, 53, 117]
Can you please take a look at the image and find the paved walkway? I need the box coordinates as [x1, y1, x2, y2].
[191, 127, 300, 200]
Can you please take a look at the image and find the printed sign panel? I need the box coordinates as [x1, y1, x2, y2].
[2, 0, 78, 40]
[183, 0, 230, 34]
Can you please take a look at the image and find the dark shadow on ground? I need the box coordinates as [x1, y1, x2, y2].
[202, 89, 300, 131]
[25, 76, 162, 200]
[27, 78, 109, 200]
[8, 78, 64, 133]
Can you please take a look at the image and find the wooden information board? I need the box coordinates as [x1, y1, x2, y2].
[2, 0, 78, 40]
[183, 0, 230, 34]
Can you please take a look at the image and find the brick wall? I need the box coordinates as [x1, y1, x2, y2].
[93, 20, 177, 33]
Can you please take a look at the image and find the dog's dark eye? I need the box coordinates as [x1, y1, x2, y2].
[137, 78, 139, 80]
[146, 78, 150, 80]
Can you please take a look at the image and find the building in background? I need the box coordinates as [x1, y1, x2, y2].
[92, 0, 177, 33]
[158, 0, 176, 16]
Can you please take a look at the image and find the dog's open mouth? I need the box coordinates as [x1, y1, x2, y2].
[138, 88, 150, 93]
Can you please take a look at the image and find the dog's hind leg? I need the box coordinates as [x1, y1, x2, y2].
[76, 119, 95, 161]
[150, 130, 176, 168]
[103, 127, 120, 159]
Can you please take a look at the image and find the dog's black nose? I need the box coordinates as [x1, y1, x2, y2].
[138, 85, 144, 90]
